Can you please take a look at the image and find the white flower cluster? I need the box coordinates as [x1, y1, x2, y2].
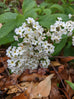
[48, 17, 74, 43]
[6, 17, 55, 74]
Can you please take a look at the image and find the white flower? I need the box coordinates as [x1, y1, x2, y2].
[14, 36, 18, 41]
[22, 22, 27, 29]
[50, 25, 56, 32]
[57, 17, 62, 21]
[26, 17, 35, 24]
[72, 36, 74, 46]
[6, 17, 56, 75]
[15, 27, 23, 35]
[49, 44, 55, 54]
[7, 59, 16, 67]
[68, 14, 72, 19]
[31, 40, 38, 45]
[33, 22, 40, 30]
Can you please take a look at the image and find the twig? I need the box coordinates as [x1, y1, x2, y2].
[50, 63, 71, 99]
[50, 63, 67, 91]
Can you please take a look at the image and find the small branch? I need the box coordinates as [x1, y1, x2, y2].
[50, 63, 66, 91]
[50, 63, 71, 99]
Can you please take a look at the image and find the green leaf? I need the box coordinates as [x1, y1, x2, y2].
[0, 32, 15, 45]
[24, 9, 37, 19]
[0, 19, 16, 38]
[52, 38, 67, 56]
[0, 12, 18, 23]
[43, 9, 52, 15]
[39, 14, 69, 28]
[69, 6, 74, 14]
[0, 2, 7, 8]
[22, 0, 36, 14]
[15, 14, 26, 27]
[65, 80, 74, 90]
[64, 46, 74, 56]
[69, 0, 74, 2]
[40, 2, 51, 9]
[50, 4, 64, 13]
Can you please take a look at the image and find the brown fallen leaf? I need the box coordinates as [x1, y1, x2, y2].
[49, 82, 61, 99]
[6, 94, 13, 99]
[50, 61, 61, 66]
[60, 56, 74, 63]
[12, 74, 54, 99]
[7, 82, 38, 94]
[2, 74, 19, 90]
[27, 74, 54, 99]
[50, 65, 64, 74]
[58, 65, 64, 73]
[38, 68, 50, 75]
[0, 75, 4, 79]
[12, 93, 28, 99]
[0, 56, 9, 63]
[0, 67, 5, 74]
[0, 78, 7, 88]
[19, 73, 46, 82]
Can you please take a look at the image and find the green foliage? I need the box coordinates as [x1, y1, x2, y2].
[52, 38, 67, 56]
[0, 19, 16, 39]
[22, 0, 36, 13]
[65, 80, 74, 90]
[0, 2, 8, 14]
[24, 9, 37, 19]
[0, 0, 19, 14]
[39, 0, 74, 15]
[0, 12, 18, 23]
[43, 9, 52, 15]
[15, 14, 26, 27]
[50, 4, 64, 13]
[39, 14, 69, 28]
[64, 41, 74, 56]
[0, 0, 74, 58]
[0, 32, 15, 45]
[22, 0, 37, 18]
[0, 14, 26, 45]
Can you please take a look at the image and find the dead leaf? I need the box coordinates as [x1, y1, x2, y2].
[0, 56, 9, 63]
[7, 82, 34, 94]
[2, 74, 19, 90]
[0, 67, 5, 73]
[51, 61, 61, 66]
[49, 82, 61, 99]
[60, 56, 74, 63]
[27, 74, 54, 99]
[6, 95, 13, 99]
[38, 68, 49, 75]
[58, 65, 64, 73]
[19, 73, 46, 82]
[0, 75, 4, 79]
[12, 93, 28, 99]
[13, 74, 54, 99]
[0, 78, 7, 88]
